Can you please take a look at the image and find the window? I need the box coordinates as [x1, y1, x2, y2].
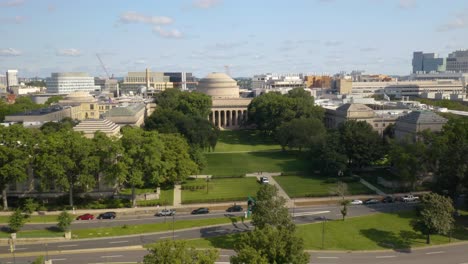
[90, 104, 94, 110]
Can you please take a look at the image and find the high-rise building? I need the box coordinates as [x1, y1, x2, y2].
[0, 74, 6, 89]
[46, 72, 101, 94]
[446, 50, 468, 73]
[121, 69, 173, 94]
[164, 72, 197, 90]
[94, 77, 119, 94]
[6, 69, 19, 91]
[412, 52, 446, 73]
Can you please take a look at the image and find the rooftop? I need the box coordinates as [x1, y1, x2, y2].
[397, 110, 448, 124]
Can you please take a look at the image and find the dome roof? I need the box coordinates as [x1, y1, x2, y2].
[197, 72, 239, 98]
[63, 91, 96, 103]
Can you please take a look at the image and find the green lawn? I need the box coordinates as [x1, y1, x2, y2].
[72, 216, 241, 239]
[0, 214, 59, 224]
[182, 178, 260, 204]
[0, 229, 63, 238]
[119, 187, 174, 206]
[184, 211, 468, 250]
[212, 130, 281, 152]
[202, 151, 310, 177]
[273, 175, 374, 198]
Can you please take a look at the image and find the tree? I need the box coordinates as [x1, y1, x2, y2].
[153, 89, 212, 118]
[276, 118, 326, 151]
[339, 199, 351, 221]
[412, 193, 455, 244]
[231, 225, 309, 264]
[317, 131, 348, 177]
[159, 134, 198, 184]
[44, 95, 64, 105]
[143, 240, 218, 264]
[120, 127, 164, 207]
[330, 181, 348, 200]
[338, 120, 384, 169]
[40, 117, 76, 134]
[9, 209, 26, 233]
[0, 125, 33, 210]
[57, 210, 73, 232]
[252, 184, 292, 229]
[34, 130, 98, 207]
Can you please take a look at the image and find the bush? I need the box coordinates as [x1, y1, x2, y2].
[137, 199, 171, 207]
[183, 197, 247, 204]
[57, 210, 74, 232]
[324, 178, 338, 184]
[21, 198, 39, 214]
[9, 209, 27, 233]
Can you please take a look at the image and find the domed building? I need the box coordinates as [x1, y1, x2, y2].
[197, 73, 251, 129]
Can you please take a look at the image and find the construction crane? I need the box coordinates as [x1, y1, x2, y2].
[96, 54, 111, 79]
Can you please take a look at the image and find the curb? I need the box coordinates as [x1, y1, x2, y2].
[0, 245, 147, 258]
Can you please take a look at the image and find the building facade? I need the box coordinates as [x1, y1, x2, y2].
[394, 111, 447, 141]
[446, 50, 468, 73]
[412, 52, 446, 73]
[164, 72, 197, 90]
[95, 77, 119, 94]
[121, 69, 173, 94]
[6, 69, 19, 91]
[46, 72, 100, 94]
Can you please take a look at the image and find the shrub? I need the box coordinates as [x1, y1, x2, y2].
[324, 178, 338, 184]
[21, 198, 39, 214]
[9, 209, 27, 233]
[57, 210, 74, 232]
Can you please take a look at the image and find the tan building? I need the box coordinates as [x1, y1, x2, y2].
[102, 103, 146, 127]
[305, 75, 332, 89]
[335, 79, 353, 95]
[394, 111, 447, 141]
[197, 73, 251, 129]
[57, 91, 119, 120]
[73, 119, 121, 138]
[121, 69, 174, 94]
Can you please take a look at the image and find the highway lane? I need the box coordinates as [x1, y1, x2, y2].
[0, 203, 414, 255]
[4, 243, 468, 264]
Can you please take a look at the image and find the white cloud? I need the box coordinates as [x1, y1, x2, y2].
[119, 11, 173, 25]
[153, 26, 183, 38]
[193, 0, 222, 9]
[0, 48, 21, 56]
[0, 15, 24, 24]
[0, 0, 24, 7]
[438, 11, 468, 32]
[56, 48, 82, 57]
[398, 0, 416, 9]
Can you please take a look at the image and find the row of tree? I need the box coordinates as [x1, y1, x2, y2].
[0, 122, 200, 210]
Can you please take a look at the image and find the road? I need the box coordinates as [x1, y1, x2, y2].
[3, 243, 468, 264]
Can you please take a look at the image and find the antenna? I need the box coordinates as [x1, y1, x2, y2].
[224, 65, 231, 76]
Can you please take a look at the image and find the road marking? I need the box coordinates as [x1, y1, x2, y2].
[317, 256, 339, 259]
[58, 244, 78, 248]
[109, 240, 128, 244]
[293, 211, 330, 217]
[426, 251, 445, 255]
[101, 255, 123, 258]
[160, 235, 178, 239]
[50, 258, 67, 261]
[376, 255, 397, 258]
[14, 247, 27, 250]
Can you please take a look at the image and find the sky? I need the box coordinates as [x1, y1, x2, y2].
[1, 0, 468, 78]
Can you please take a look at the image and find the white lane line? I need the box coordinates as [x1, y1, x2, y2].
[376, 255, 397, 258]
[317, 256, 339, 259]
[160, 235, 178, 239]
[426, 251, 445, 255]
[50, 258, 67, 261]
[293, 210, 331, 217]
[58, 244, 78, 248]
[108, 240, 128, 244]
[14, 248, 27, 250]
[100, 255, 123, 258]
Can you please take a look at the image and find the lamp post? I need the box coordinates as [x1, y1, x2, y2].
[172, 214, 175, 240]
[321, 218, 327, 249]
[206, 177, 210, 194]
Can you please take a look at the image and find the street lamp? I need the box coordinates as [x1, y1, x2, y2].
[172, 214, 175, 240]
[321, 218, 327, 249]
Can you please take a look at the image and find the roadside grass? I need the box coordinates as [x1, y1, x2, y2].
[183, 211, 468, 250]
[71, 216, 241, 239]
[119, 187, 174, 206]
[212, 130, 281, 153]
[0, 229, 63, 238]
[202, 151, 311, 177]
[273, 175, 374, 198]
[182, 178, 260, 204]
[0, 214, 59, 224]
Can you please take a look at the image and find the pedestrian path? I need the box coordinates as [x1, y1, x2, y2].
[173, 184, 182, 208]
[246, 172, 293, 207]
[359, 177, 386, 196]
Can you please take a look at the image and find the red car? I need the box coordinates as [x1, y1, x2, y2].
[76, 213, 94, 220]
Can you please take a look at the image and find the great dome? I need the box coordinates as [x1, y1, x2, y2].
[197, 72, 239, 98]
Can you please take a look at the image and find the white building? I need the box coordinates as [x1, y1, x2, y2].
[6, 69, 18, 91]
[46, 72, 100, 94]
[252, 73, 305, 96]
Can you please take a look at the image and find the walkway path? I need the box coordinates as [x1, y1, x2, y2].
[359, 177, 386, 196]
[173, 184, 182, 208]
[246, 172, 293, 206]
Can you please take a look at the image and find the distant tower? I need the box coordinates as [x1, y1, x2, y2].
[6, 69, 18, 92]
[181, 72, 187, 91]
[224, 65, 231, 76]
[145, 68, 150, 97]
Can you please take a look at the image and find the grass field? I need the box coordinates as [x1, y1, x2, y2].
[202, 151, 310, 177]
[273, 175, 374, 198]
[0, 229, 63, 238]
[182, 178, 260, 203]
[184, 211, 468, 250]
[212, 130, 281, 153]
[119, 187, 174, 206]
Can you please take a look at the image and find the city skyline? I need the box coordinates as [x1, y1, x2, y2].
[1, 0, 468, 77]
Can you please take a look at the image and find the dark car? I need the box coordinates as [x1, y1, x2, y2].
[226, 205, 243, 212]
[364, 199, 380, 205]
[191, 208, 209, 215]
[76, 213, 94, 220]
[382, 196, 394, 203]
[156, 209, 176, 217]
[97, 212, 116, 219]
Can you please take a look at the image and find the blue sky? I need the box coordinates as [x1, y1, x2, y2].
[1, 0, 468, 78]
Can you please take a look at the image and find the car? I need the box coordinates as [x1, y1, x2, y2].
[97, 212, 116, 219]
[191, 208, 209, 214]
[382, 196, 394, 203]
[156, 209, 176, 217]
[350, 200, 363, 205]
[76, 213, 94, 220]
[364, 199, 380, 205]
[260, 177, 269, 184]
[226, 205, 243, 212]
[402, 195, 419, 203]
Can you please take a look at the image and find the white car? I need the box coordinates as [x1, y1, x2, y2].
[260, 177, 269, 184]
[350, 199, 363, 205]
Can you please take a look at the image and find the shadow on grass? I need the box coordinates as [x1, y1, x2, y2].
[452, 215, 468, 240]
[249, 151, 312, 173]
[218, 130, 277, 147]
[360, 228, 413, 253]
[46, 226, 61, 232]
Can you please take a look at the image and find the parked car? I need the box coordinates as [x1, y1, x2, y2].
[76, 213, 94, 220]
[350, 200, 363, 205]
[156, 209, 176, 217]
[191, 208, 209, 214]
[97, 212, 116, 219]
[260, 177, 269, 184]
[402, 195, 419, 203]
[364, 199, 380, 205]
[382, 196, 394, 203]
[226, 205, 243, 212]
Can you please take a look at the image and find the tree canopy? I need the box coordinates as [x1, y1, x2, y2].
[276, 117, 326, 151]
[144, 240, 218, 264]
[252, 184, 293, 229]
